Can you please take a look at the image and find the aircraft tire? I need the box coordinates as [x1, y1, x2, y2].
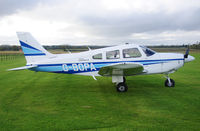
[116, 83, 128, 92]
[165, 79, 175, 87]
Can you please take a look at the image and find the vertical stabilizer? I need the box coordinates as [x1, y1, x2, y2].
[17, 32, 53, 64]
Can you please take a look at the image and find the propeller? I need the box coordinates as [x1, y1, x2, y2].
[184, 45, 189, 59]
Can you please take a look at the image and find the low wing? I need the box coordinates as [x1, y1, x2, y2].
[8, 65, 37, 71]
[98, 62, 145, 76]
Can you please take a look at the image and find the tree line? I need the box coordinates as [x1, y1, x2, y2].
[0, 42, 200, 51]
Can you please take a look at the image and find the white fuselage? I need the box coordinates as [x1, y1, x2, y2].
[28, 44, 188, 76]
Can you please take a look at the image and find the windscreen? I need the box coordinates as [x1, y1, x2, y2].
[140, 46, 156, 56]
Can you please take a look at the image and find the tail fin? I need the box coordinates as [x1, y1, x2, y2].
[17, 32, 53, 64]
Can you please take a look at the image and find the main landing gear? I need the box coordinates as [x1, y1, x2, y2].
[164, 75, 175, 87]
[114, 74, 175, 92]
[116, 77, 128, 92]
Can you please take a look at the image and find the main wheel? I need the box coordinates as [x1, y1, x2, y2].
[165, 79, 175, 87]
[116, 83, 128, 92]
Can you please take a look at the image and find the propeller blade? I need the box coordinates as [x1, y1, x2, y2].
[184, 46, 189, 58]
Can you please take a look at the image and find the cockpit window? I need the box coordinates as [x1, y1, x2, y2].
[123, 48, 141, 58]
[140, 46, 156, 56]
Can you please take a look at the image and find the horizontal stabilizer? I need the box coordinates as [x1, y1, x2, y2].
[8, 65, 37, 71]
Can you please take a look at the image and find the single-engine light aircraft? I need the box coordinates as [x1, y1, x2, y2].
[9, 32, 195, 92]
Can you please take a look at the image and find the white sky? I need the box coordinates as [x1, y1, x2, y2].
[0, 0, 200, 45]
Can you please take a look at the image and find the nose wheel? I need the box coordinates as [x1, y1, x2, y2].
[116, 77, 128, 92]
[116, 82, 128, 92]
[165, 76, 175, 87]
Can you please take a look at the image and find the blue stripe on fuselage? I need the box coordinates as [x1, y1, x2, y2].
[29, 58, 184, 74]
[33, 58, 183, 67]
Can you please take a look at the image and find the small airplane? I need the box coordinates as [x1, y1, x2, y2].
[9, 32, 195, 92]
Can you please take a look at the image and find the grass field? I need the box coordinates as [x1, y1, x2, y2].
[0, 52, 199, 130]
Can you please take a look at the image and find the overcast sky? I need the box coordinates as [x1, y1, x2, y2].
[0, 0, 200, 45]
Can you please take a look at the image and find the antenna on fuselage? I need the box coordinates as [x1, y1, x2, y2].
[184, 45, 190, 58]
[87, 46, 92, 51]
[66, 49, 71, 54]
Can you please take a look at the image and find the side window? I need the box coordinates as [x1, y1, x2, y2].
[106, 50, 120, 59]
[92, 53, 102, 59]
[123, 48, 141, 58]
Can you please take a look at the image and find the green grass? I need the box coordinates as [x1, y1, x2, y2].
[0, 53, 199, 130]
